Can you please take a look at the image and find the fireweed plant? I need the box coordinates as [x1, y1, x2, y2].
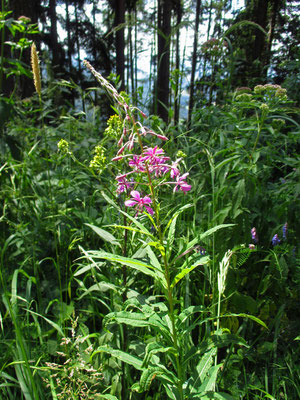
[80, 61, 266, 399]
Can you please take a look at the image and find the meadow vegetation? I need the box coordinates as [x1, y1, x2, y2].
[0, 10, 299, 400]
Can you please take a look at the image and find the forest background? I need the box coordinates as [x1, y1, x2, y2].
[0, 0, 299, 399]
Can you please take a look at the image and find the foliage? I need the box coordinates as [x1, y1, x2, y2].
[1, 54, 299, 399]
[0, 3, 299, 398]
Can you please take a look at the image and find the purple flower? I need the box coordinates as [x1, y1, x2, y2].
[272, 234, 281, 246]
[128, 155, 145, 172]
[173, 173, 192, 193]
[116, 174, 134, 194]
[142, 146, 165, 164]
[124, 190, 154, 215]
[282, 223, 288, 240]
[251, 227, 258, 243]
[169, 158, 182, 179]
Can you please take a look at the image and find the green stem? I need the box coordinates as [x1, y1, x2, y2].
[133, 118, 184, 398]
[253, 121, 262, 152]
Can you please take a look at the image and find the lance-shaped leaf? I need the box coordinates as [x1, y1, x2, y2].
[92, 346, 143, 370]
[183, 334, 249, 366]
[142, 341, 176, 368]
[85, 223, 121, 247]
[171, 256, 210, 289]
[84, 250, 166, 287]
[138, 365, 177, 392]
[185, 224, 235, 250]
[104, 311, 172, 343]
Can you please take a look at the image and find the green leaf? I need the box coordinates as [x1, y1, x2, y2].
[185, 224, 235, 250]
[104, 311, 172, 342]
[104, 311, 153, 328]
[197, 349, 216, 384]
[73, 263, 104, 276]
[92, 346, 143, 370]
[24, 309, 63, 336]
[178, 305, 207, 326]
[184, 334, 249, 365]
[139, 367, 160, 392]
[98, 395, 118, 400]
[105, 224, 154, 238]
[163, 204, 193, 237]
[142, 341, 175, 368]
[197, 392, 236, 399]
[85, 223, 121, 247]
[77, 282, 117, 299]
[198, 364, 222, 392]
[82, 250, 158, 279]
[248, 385, 277, 400]
[171, 256, 210, 289]
[215, 155, 239, 171]
[228, 313, 268, 330]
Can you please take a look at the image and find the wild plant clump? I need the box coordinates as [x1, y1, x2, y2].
[43, 316, 103, 399]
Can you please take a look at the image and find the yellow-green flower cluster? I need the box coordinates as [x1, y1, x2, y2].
[104, 114, 122, 139]
[57, 139, 70, 154]
[236, 93, 253, 102]
[177, 150, 187, 158]
[260, 103, 269, 117]
[275, 87, 287, 100]
[254, 84, 288, 100]
[90, 145, 106, 174]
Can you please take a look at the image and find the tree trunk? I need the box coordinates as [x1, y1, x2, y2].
[49, 0, 60, 70]
[114, 0, 125, 91]
[173, 0, 182, 125]
[65, 0, 72, 76]
[265, 0, 280, 73]
[187, 0, 201, 129]
[128, 12, 135, 100]
[157, 0, 172, 123]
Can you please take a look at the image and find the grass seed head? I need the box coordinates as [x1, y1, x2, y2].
[31, 42, 42, 97]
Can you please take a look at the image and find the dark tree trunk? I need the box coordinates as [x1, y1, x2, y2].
[187, 0, 201, 129]
[157, 0, 172, 123]
[265, 0, 280, 71]
[173, 0, 182, 125]
[65, 0, 72, 76]
[243, 0, 269, 83]
[114, 0, 125, 91]
[49, 0, 61, 70]
[253, 0, 269, 67]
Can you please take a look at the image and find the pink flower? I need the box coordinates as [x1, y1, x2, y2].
[142, 146, 165, 163]
[169, 158, 182, 179]
[116, 174, 134, 194]
[173, 173, 192, 193]
[128, 155, 145, 171]
[124, 190, 154, 215]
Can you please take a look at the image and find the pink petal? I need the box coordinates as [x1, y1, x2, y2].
[130, 190, 141, 201]
[181, 183, 192, 192]
[142, 196, 152, 205]
[125, 200, 137, 207]
[144, 206, 154, 215]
